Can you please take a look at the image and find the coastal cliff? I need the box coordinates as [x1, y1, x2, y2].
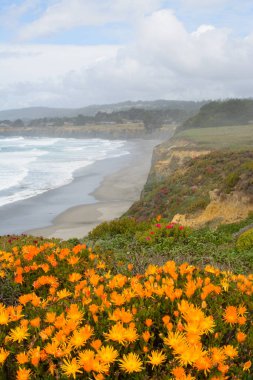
[0, 123, 175, 140]
[126, 128, 253, 228]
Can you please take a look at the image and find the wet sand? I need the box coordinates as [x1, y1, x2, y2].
[21, 139, 160, 239]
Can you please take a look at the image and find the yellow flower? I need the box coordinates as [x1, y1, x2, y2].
[177, 347, 201, 366]
[109, 308, 133, 323]
[61, 357, 82, 379]
[69, 325, 93, 349]
[45, 312, 56, 323]
[30, 317, 40, 328]
[67, 256, 80, 265]
[223, 306, 238, 324]
[29, 346, 41, 367]
[238, 305, 247, 316]
[9, 325, 29, 343]
[243, 360, 251, 372]
[110, 292, 126, 306]
[69, 273, 82, 282]
[210, 347, 225, 365]
[124, 326, 138, 343]
[104, 323, 126, 345]
[147, 350, 166, 368]
[223, 345, 238, 358]
[78, 349, 95, 365]
[92, 359, 110, 374]
[194, 354, 212, 374]
[16, 352, 29, 365]
[16, 367, 32, 380]
[0, 347, 9, 365]
[0, 304, 9, 325]
[145, 318, 153, 327]
[171, 365, 196, 380]
[97, 346, 118, 364]
[164, 331, 186, 350]
[236, 331, 246, 343]
[78, 349, 95, 372]
[90, 339, 102, 351]
[57, 289, 72, 300]
[67, 304, 84, 323]
[199, 316, 215, 334]
[119, 352, 144, 374]
[142, 330, 151, 342]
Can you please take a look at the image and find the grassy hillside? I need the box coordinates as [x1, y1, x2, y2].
[126, 150, 253, 222]
[175, 125, 253, 149]
[179, 99, 253, 131]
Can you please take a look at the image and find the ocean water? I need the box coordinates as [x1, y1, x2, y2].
[0, 136, 128, 207]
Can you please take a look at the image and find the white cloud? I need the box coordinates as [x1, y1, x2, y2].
[1, 8, 253, 110]
[0, 0, 41, 28]
[179, 0, 229, 8]
[0, 44, 118, 84]
[17, 0, 162, 40]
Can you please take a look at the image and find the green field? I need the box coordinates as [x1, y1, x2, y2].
[176, 125, 253, 149]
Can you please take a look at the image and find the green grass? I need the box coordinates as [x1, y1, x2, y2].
[84, 214, 253, 275]
[175, 125, 253, 149]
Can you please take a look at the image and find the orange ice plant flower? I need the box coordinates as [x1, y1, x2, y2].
[91, 339, 102, 351]
[104, 323, 127, 345]
[145, 318, 153, 327]
[16, 367, 32, 380]
[97, 345, 119, 364]
[8, 325, 29, 343]
[142, 331, 151, 342]
[119, 352, 144, 374]
[0, 304, 9, 325]
[147, 350, 166, 368]
[16, 352, 29, 365]
[61, 357, 82, 379]
[0, 347, 9, 365]
[223, 306, 238, 324]
[243, 360, 252, 372]
[223, 345, 238, 358]
[124, 325, 139, 343]
[236, 331, 247, 342]
[30, 317, 40, 328]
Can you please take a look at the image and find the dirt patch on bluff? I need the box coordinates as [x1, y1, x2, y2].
[172, 190, 253, 228]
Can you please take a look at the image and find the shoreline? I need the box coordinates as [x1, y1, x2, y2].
[27, 139, 159, 239]
[0, 139, 160, 238]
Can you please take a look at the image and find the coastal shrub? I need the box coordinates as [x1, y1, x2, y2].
[85, 214, 253, 274]
[236, 228, 253, 252]
[0, 237, 253, 379]
[88, 217, 149, 240]
[67, 237, 82, 247]
[136, 220, 190, 246]
[224, 172, 240, 193]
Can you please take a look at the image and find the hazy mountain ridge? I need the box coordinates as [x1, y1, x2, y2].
[0, 100, 206, 121]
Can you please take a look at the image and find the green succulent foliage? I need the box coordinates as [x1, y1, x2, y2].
[236, 228, 253, 252]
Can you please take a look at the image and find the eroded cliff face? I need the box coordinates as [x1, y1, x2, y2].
[172, 190, 253, 228]
[130, 139, 253, 228]
[149, 139, 210, 181]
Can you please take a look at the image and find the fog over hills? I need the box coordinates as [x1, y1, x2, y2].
[0, 100, 206, 121]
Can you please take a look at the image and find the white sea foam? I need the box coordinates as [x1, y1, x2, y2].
[0, 137, 128, 207]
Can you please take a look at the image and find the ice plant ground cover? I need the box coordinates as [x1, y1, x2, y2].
[0, 230, 252, 379]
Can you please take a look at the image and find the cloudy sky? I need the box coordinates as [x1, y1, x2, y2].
[0, 0, 253, 110]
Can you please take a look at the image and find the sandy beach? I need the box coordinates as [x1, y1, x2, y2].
[0, 139, 160, 239]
